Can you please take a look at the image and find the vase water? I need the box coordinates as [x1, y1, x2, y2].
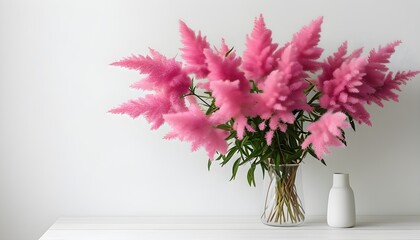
[261, 164, 305, 226]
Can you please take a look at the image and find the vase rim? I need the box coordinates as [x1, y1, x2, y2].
[268, 163, 300, 167]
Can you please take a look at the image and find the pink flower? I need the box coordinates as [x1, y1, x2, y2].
[317, 42, 363, 91]
[204, 44, 250, 92]
[365, 41, 401, 90]
[302, 112, 350, 159]
[109, 94, 171, 130]
[163, 101, 229, 160]
[242, 14, 278, 81]
[318, 42, 419, 123]
[258, 45, 311, 132]
[111, 49, 190, 97]
[369, 71, 420, 105]
[319, 56, 371, 125]
[364, 42, 420, 106]
[290, 17, 324, 72]
[209, 65, 257, 139]
[179, 21, 210, 78]
[110, 49, 191, 128]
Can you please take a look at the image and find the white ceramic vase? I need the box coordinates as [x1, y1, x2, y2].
[327, 173, 356, 228]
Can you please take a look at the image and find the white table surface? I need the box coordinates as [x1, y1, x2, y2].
[39, 215, 420, 240]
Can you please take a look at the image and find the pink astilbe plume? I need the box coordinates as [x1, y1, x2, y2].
[163, 101, 229, 160]
[111, 49, 190, 96]
[210, 80, 256, 139]
[179, 21, 210, 78]
[204, 44, 250, 91]
[363, 42, 420, 106]
[289, 17, 324, 72]
[258, 45, 312, 134]
[319, 56, 371, 125]
[365, 41, 401, 90]
[370, 71, 420, 105]
[242, 14, 278, 81]
[317, 42, 363, 91]
[110, 49, 191, 129]
[301, 111, 350, 159]
[110, 94, 171, 130]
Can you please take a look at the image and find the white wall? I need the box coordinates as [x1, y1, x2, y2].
[1, 0, 419, 239]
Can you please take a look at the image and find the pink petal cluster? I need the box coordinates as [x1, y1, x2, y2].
[210, 80, 255, 139]
[301, 112, 350, 159]
[257, 45, 312, 143]
[204, 42, 250, 91]
[179, 21, 210, 78]
[110, 49, 190, 129]
[205, 41, 255, 138]
[289, 17, 324, 72]
[242, 15, 278, 81]
[109, 95, 171, 129]
[364, 42, 420, 106]
[163, 100, 228, 160]
[319, 55, 371, 125]
[318, 42, 419, 125]
[371, 71, 420, 104]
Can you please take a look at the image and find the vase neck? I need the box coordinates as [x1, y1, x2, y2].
[333, 173, 350, 187]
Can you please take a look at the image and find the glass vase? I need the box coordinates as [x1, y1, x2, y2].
[261, 164, 305, 226]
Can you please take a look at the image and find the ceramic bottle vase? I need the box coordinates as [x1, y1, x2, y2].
[327, 173, 356, 228]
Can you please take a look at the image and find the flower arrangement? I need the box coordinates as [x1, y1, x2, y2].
[110, 15, 418, 225]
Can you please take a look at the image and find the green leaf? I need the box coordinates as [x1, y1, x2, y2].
[339, 129, 347, 146]
[221, 146, 237, 166]
[285, 149, 303, 162]
[348, 115, 356, 131]
[320, 159, 327, 166]
[247, 164, 256, 187]
[230, 158, 241, 181]
[259, 149, 272, 164]
[307, 147, 318, 160]
[225, 131, 236, 141]
[244, 147, 262, 162]
[260, 162, 266, 179]
[239, 135, 249, 148]
[207, 159, 212, 171]
[216, 124, 231, 131]
[304, 83, 315, 94]
[225, 46, 235, 57]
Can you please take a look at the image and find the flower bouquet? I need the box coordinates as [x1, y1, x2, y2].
[110, 15, 418, 226]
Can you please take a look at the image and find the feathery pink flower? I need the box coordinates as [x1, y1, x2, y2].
[301, 112, 350, 159]
[365, 41, 401, 89]
[179, 21, 210, 78]
[209, 78, 257, 139]
[317, 42, 363, 91]
[265, 130, 274, 145]
[290, 17, 324, 72]
[111, 49, 191, 96]
[210, 80, 246, 122]
[242, 14, 278, 81]
[369, 70, 420, 106]
[110, 49, 190, 128]
[109, 94, 171, 130]
[319, 56, 371, 125]
[204, 45, 250, 91]
[258, 45, 311, 130]
[363, 42, 420, 106]
[163, 101, 229, 160]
